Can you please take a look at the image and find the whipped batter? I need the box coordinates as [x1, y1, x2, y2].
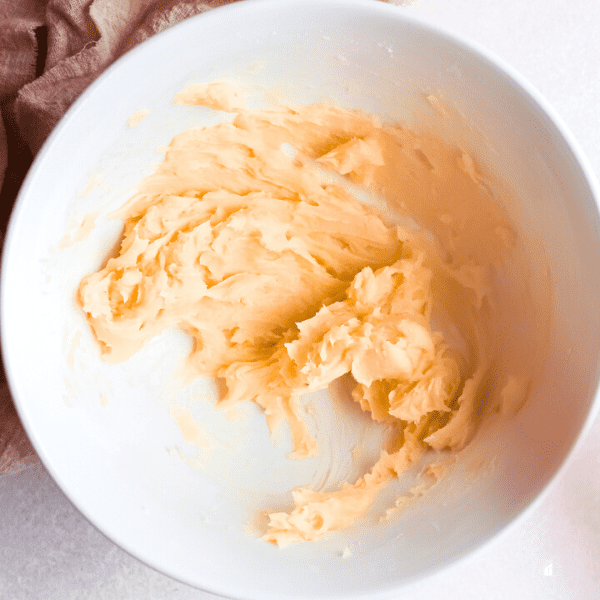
[79, 83, 537, 546]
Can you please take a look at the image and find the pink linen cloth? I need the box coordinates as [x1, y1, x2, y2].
[0, 0, 410, 478]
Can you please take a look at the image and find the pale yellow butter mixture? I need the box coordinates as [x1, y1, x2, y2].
[79, 83, 532, 546]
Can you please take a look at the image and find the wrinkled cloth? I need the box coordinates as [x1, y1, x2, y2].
[0, 0, 412, 477]
[0, 381, 37, 476]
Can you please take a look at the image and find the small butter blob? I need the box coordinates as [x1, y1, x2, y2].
[79, 82, 540, 546]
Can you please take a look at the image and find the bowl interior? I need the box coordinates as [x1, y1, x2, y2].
[3, 1, 600, 598]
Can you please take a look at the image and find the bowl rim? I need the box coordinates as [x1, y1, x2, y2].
[2, 0, 600, 597]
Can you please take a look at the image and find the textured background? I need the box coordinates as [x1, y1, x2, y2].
[1, 0, 599, 598]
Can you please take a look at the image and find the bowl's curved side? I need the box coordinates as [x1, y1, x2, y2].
[2, 1, 600, 599]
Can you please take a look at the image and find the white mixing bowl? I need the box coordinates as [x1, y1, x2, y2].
[2, 1, 600, 598]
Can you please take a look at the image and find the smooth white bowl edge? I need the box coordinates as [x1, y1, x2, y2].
[2, 1, 600, 599]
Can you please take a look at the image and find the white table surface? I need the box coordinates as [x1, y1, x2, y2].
[2, 0, 600, 598]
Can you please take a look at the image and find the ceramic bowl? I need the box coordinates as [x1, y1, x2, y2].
[3, 1, 600, 598]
